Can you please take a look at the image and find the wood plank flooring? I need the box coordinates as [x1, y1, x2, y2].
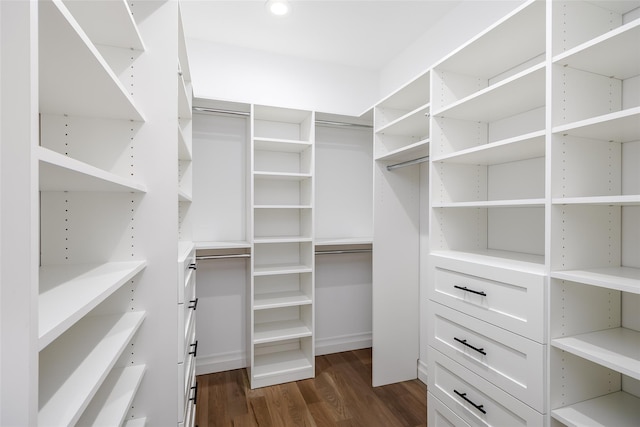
[195, 348, 427, 427]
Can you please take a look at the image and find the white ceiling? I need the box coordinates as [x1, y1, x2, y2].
[180, 0, 463, 70]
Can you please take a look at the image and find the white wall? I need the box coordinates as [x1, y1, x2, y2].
[378, 0, 526, 100]
[187, 40, 378, 116]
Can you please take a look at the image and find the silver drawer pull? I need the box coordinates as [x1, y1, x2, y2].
[454, 389, 486, 414]
[454, 337, 486, 355]
[454, 285, 486, 297]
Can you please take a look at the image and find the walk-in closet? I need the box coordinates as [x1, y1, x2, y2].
[1, 1, 638, 426]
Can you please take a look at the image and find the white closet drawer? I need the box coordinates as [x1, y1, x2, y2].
[429, 351, 544, 427]
[179, 263, 196, 304]
[178, 356, 197, 425]
[177, 300, 196, 363]
[428, 392, 471, 427]
[428, 301, 545, 412]
[431, 266, 544, 342]
[178, 245, 196, 304]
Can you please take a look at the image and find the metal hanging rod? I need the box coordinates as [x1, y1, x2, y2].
[386, 156, 429, 171]
[315, 249, 372, 255]
[196, 254, 251, 260]
[193, 107, 372, 129]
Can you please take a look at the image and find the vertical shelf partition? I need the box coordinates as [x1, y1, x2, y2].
[249, 105, 315, 388]
[549, 2, 640, 426]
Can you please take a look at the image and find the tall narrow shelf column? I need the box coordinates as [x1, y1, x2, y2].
[249, 105, 315, 388]
[549, 2, 640, 426]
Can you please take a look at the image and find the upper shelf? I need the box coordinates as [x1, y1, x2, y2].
[375, 139, 429, 163]
[552, 266, 640, 294]
[39, 0, 144, 121]
[552, 107, 640, 143]
[376, 104, 430, 136]
[61, 0, 145, 51]
[38, 147, 146, 193]
[435, 0, 545, 79]
[254, 137, 312, 152]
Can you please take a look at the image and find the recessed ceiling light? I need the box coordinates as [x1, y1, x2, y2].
[266, 0, 290, 16]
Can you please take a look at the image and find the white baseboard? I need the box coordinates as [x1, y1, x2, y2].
[196, 350, 246, 376]
[417, 358, 428, 385]
[315, 332, 372, 356]
[195, 333, 373, 375]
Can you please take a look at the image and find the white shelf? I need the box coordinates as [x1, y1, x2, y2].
[178, 125, 191, 161]
[434, 63, 545, 122]
[552, 391, 640, 427]
[39, 261, 146, 350]
[195, 241, 251, 250]
[315, 237, 373, 246]
[254, 137, 312, 152]
[253, 349, 313, 379]
[553, 19, 640, 80]
[254, 320, 312, 344]
[552, 267, 640, 294]
[552, 195, 640, 206]
[62, 0, 145, 50]
[125, 418, 147, 427]
[254, 236, 312, 244]
[178, 188, 192, 202]
[552, 107, 640, 143]
[376, 72, 430, 112]
[76, 365, 146, 426]
[254, 204, 312, 210]
[375, 138, 429, 163]
[178, 73, 192, 120]
[254, 263, 313, 276]
[433, 198, 546, 208]
[254, 171, 312, 181]
[431, 249, 546, 276]
[254, 291, 312, 310]
[38, 146, 146, 193]
[38, 312, 145, 426]
[552, 327, 640, 380]
[376, 103, 430, 136]
[39, 0, 144, 121]
[432, 130, 545, 164]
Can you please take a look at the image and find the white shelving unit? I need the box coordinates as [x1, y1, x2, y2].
[249, 105, 315, 388]
[428, 1, 548, 425]
[372, 71, 430, 386]
[549, 2, 640, 426]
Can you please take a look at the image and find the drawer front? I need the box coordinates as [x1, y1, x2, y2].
[428, 392, 471, 427]
[178, 303, 196, 363]
[179, 263, 196, 304]
[429, 351, 544, 427]
[178, 350, 197, 423]
[428, 301, 545, 412]
[431, 267, 544, 342]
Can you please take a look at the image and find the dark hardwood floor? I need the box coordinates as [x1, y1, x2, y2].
[195, 348, 427, 427]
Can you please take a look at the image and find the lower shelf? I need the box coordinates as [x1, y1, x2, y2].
[552, 391, 640, 427]
[252, 349, 314, 388]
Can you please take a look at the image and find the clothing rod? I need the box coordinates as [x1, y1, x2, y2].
[315, 249, 372, 255]
[193, 107, 372, 129]
[386, 156, 429, 171]
[196, 254, 251, 260]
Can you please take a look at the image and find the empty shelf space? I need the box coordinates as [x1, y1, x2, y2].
[178, 188, 193, 202]
[431, 249, 546, 276]
[76, 365, 146, 427]
[432, 131, 545, 164]
[39, 261, 146, 350]
[552, 327, 640, 380]
[254, 171, 312, 180]
[552, 267, 640, 294]
[254, 204, 312, 210]
[375, 139, 429, 163]
[254, 320, 312, 344]
[254, 137, 312, 152]
[315, 237, 373, 246]
[62, 0, 145, 50]
[552, 391, 640, 427]
[254, 236, 312, 244]
[434, 63, 545, 122]
[553, 19, 640, 80]
[254, 291, 312, 310]
[552, 107, 640, 143]
[376, 103, 430, 136]
[253, 349, 313, 379]
[38, 311, 145, 427]
[39, 0, 143, 120]
[254, 263, 313, 276]
[178, 125, 192, 161]
[38, 147, 146, 193]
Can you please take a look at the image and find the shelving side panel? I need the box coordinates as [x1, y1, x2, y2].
[431, 116, 488, 157]
[622, 206, 640, 269]
[487, 207, 545, 256]
[432, 69, 485, 113]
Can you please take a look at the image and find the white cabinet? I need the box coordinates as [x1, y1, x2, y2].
[249, 105, 315, 388]
[428, 0, 547, 424]
[549, 2, 640, 426]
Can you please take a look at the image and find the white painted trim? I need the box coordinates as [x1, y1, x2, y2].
[195, 350, 246, 376]
[315, 332, 372, 356]
[417, 359, 428, 385]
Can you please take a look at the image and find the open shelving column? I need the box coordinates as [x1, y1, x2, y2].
[372, 71, 430, 386]
[549, 2, 640, 426]
[249, 105, 315, 388]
